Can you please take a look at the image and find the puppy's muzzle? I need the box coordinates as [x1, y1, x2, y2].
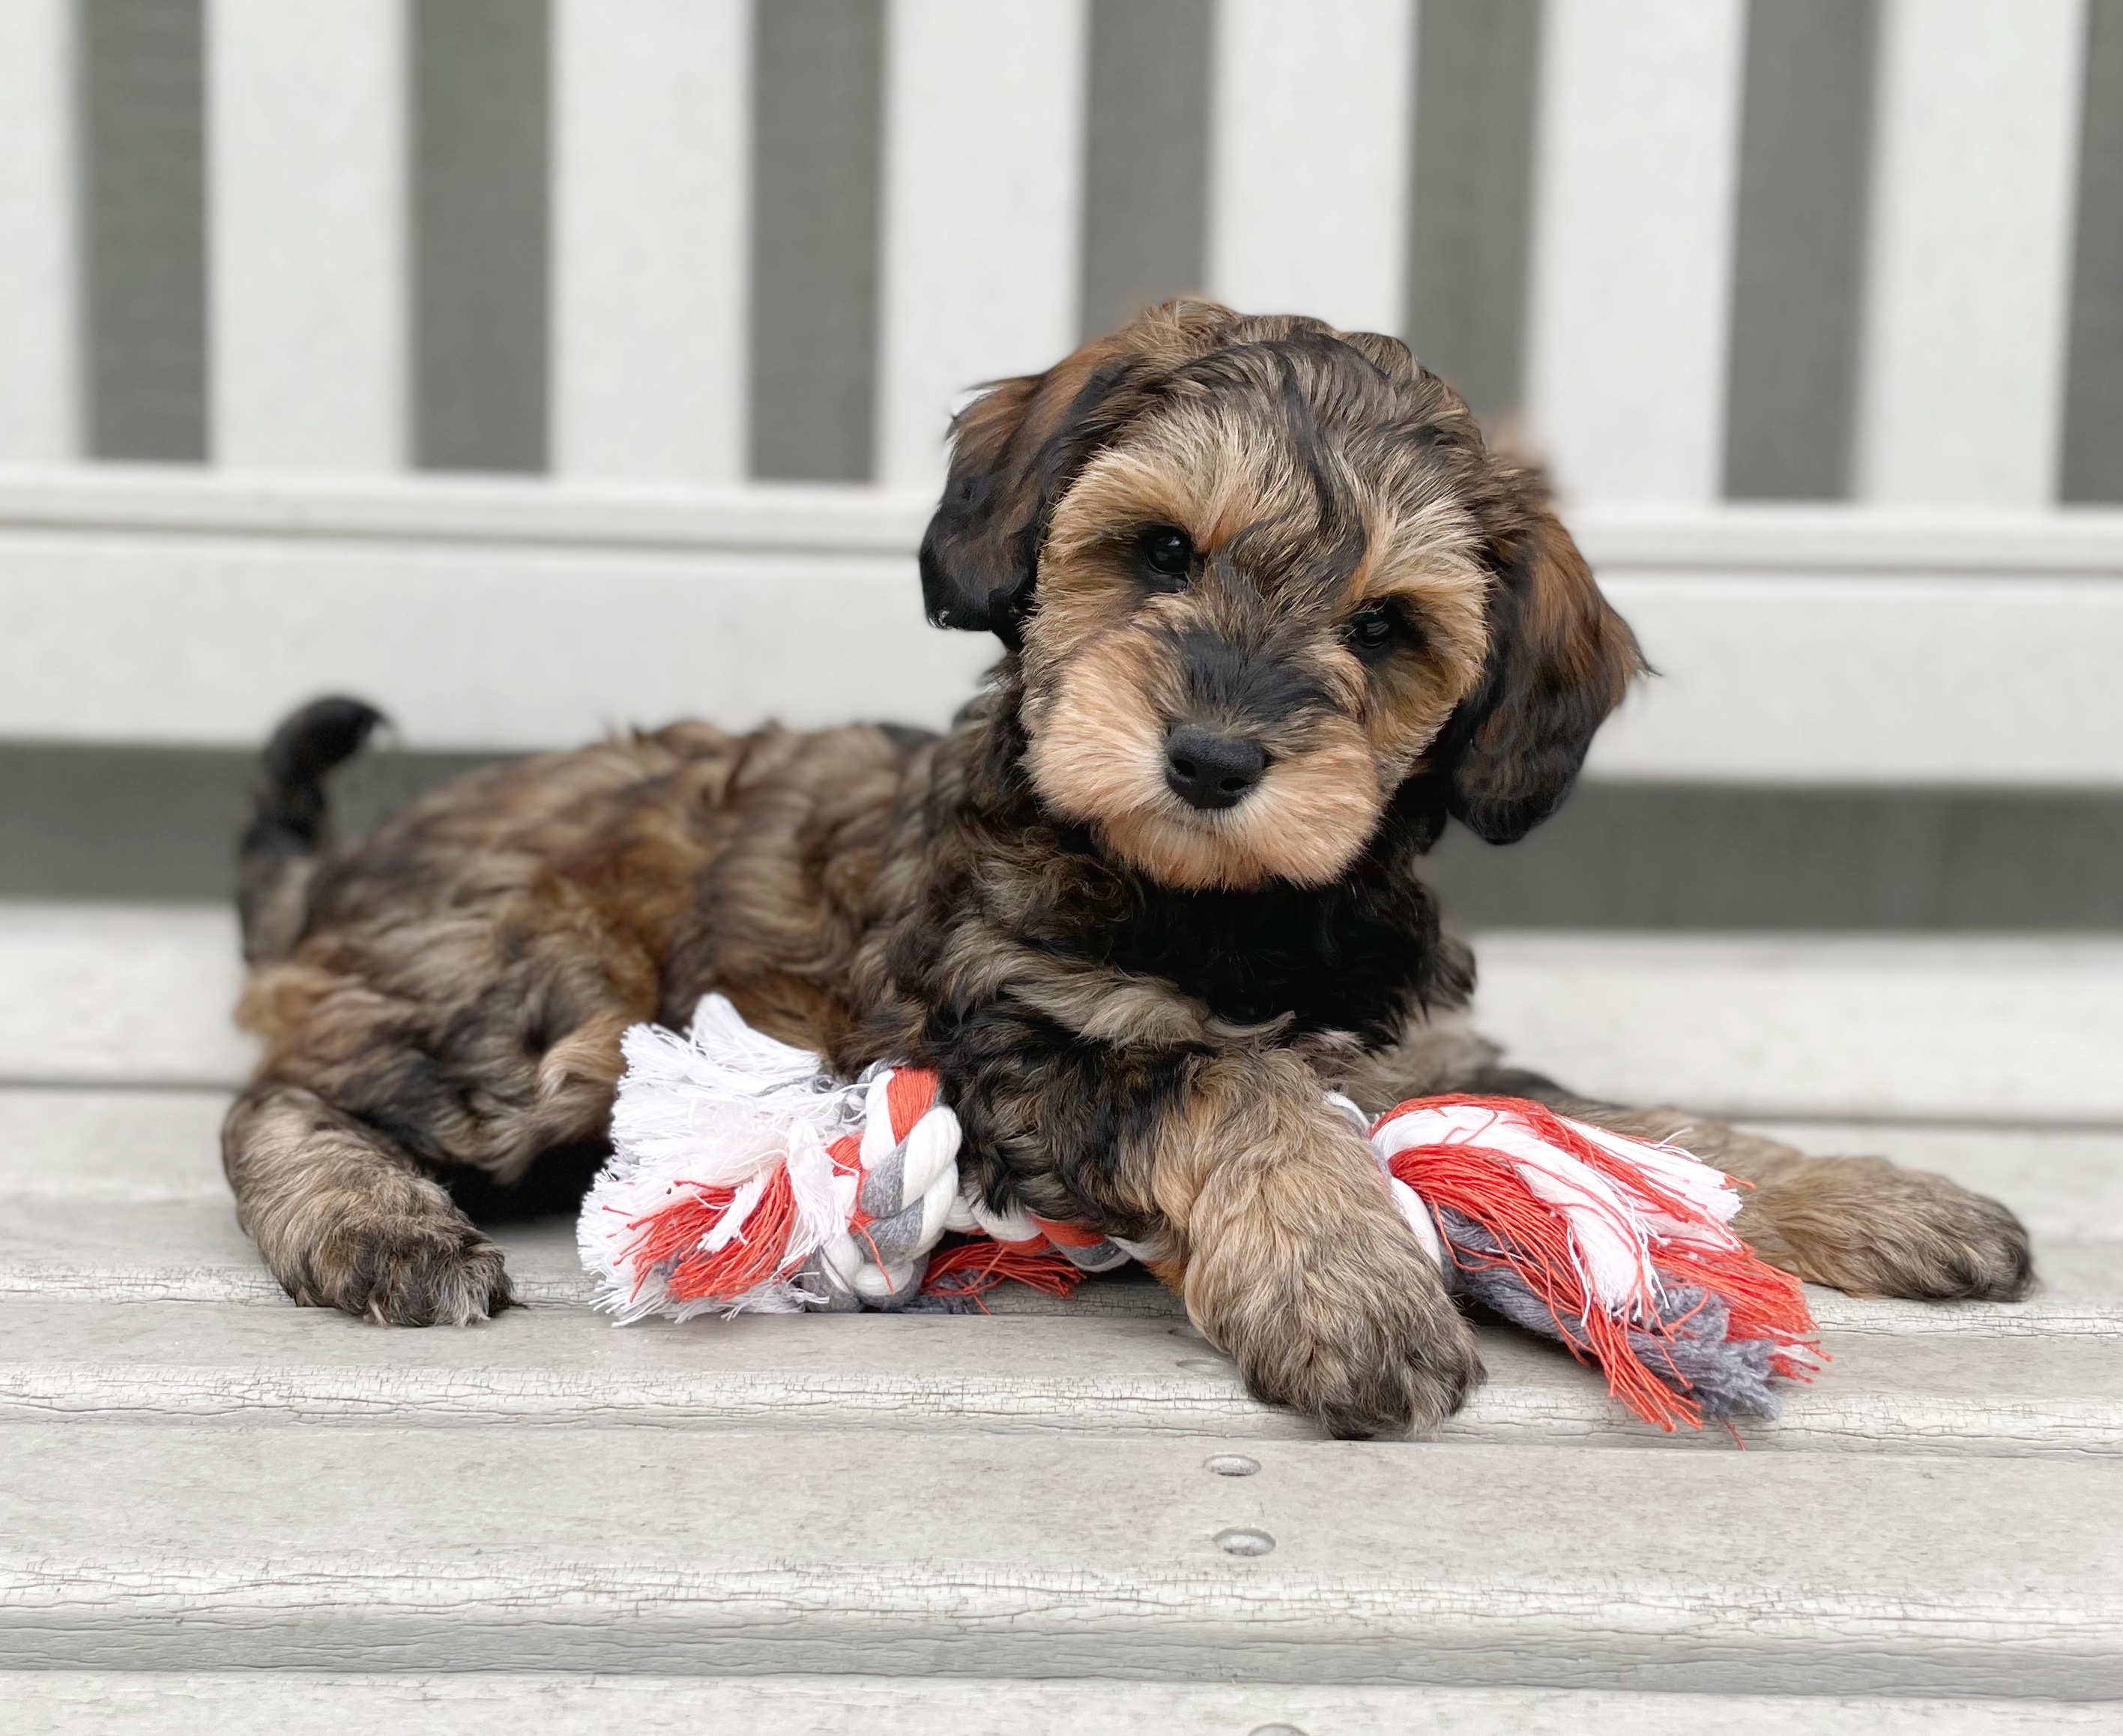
[1164, 724, 1266, 811]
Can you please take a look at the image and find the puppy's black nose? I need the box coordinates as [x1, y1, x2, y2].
[1164, 725, 1266, 811]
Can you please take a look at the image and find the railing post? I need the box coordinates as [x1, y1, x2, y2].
[1207, 0, 1416, 335]
[207, 0, 407, 471]
[1855, 0, 2088, 507]
[551, 0, 749, 483]
[1526, 0, 1747, 504]
[875, 0, 1089, 491]
[0, 0, 79, 462]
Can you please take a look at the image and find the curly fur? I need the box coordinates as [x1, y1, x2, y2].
[222, 302, 2032, 1436]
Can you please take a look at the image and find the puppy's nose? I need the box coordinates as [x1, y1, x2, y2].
[1164, 725, 1266, 811]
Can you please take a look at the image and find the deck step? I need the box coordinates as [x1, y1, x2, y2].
[1744, 1117, 2123, 1243]
[7, 901, 2117, 1711]
[0, 1201, 597, 1307]
[0, 1088, 232, 1198]
[8, 1088, 2119, 1243]
[4, 1192, 2114, 1329]
[1471, 931, 2123, 1122]
[5, 1672, 2116, 1735]
[4, 1421, 2120, 1694]
[2, 1294, 2118, 1455]
[0, 904, 250, 1087]
[5, 903, 2121, 1122]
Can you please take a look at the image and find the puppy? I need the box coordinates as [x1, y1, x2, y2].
[224, 300, 2031, 1438]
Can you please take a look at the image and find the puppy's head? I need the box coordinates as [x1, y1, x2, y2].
[920, 300, 1643, 890]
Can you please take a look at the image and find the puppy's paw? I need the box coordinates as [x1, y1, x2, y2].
[1233, 1268, 1483, 1442]
[295, 1212, 516, 1325]
[1186, 1191, 1484, 1439]
[1738, 1155, 2033, 1303]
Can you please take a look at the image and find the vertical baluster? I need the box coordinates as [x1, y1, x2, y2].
[552, 0, 749, 483]
[2062, 0, 2123, 503]
[875, 0, 1089, 490]
[83, 0, 209, 464]
[1207, 0, 1416, 334]
[1855, 0, 2088, 506]
[749, 0, 885, 484]
[207, 0, 406, 470]
[1079, 0, 1213, 343]
[1526, 0, 1747, 504]
[1721, 0, 1880, 503]
[411, 0, 550, 475]
[1404, 0, 1544, 421]
[0, 0, 79, 461]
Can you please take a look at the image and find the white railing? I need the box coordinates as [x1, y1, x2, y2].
[0, 0, 2117, 786]
[0, 0, 80, 462]
[1854, 0, 2086, 506]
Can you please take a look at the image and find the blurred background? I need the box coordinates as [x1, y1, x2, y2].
[0, 0, 2118, 929]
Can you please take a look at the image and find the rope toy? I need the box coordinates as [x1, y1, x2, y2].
[579, 995, 1821, 1432]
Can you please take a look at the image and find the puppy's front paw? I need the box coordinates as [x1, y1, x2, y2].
[1739, 1155, 2033, 1302]
[293, 1212, 515, 1325]
[1186, 1186, 1483, 1439]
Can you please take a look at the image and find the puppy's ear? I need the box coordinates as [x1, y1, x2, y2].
[917, 375, 1048, 641]
[1443, 475, 1645, 844]
[919, 298, 1239, 645]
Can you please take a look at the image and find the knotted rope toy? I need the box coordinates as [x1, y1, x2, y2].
[579, 995, 1820, 1432]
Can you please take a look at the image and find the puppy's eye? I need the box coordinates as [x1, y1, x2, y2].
[1345, 604, 1399, 656]
[1135, 524, 1195, 589]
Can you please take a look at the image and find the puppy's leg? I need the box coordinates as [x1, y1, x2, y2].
[955, 1027, 1481, 1439]
[223, 1081, 510, 1325]
[1544, 1101, 2034, 1304]
[1147, 1051, 1482, 1439]
[232, 931, 641, 1322]
[1326, 1016, 2032, 1303]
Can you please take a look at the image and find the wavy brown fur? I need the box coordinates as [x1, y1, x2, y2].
[224, 302, 2030, 1435]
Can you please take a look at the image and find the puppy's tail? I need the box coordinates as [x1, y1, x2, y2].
[238, 696, 386, 963]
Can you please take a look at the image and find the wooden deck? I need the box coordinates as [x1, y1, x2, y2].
[3, 900, 2119, 1732]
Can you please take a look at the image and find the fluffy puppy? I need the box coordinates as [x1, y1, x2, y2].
[225, 301, 2032, 1438]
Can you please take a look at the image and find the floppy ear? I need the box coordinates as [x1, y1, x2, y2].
[918, 298, 1240, 645]
[1443, 485, 1645, 844]
[916, 375, 1048, 642]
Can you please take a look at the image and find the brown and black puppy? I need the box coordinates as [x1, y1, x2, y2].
[224, 300, 2031, 1439]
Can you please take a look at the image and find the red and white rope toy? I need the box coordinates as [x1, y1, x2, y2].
[579, 994, 1820, 1430]
[579, 996, 1144, 1320]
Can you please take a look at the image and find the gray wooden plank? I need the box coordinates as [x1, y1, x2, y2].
[0, 904, 249, 1086]
[0, 1197, 1185, 1319]
[1475, 933, 2123, 1123]
[0, 1088, 228, 1198]
[9, 1089, 2116, 1228]
[5, 1672, 2117, 1736]
[2, 1083, 2111, 1349]
[3, 1422, 2120, 1692]
[1743, 1119, 2123, 1243]
[4, 1094, 2114, 1248]
[4, 1193, 2113, 1329]
[5, 905, 2121, 1125]
[0, 1203, 592, 1306]
[1, 1294, 2116, 1457]
[1803, 1245, 2121, 1337]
